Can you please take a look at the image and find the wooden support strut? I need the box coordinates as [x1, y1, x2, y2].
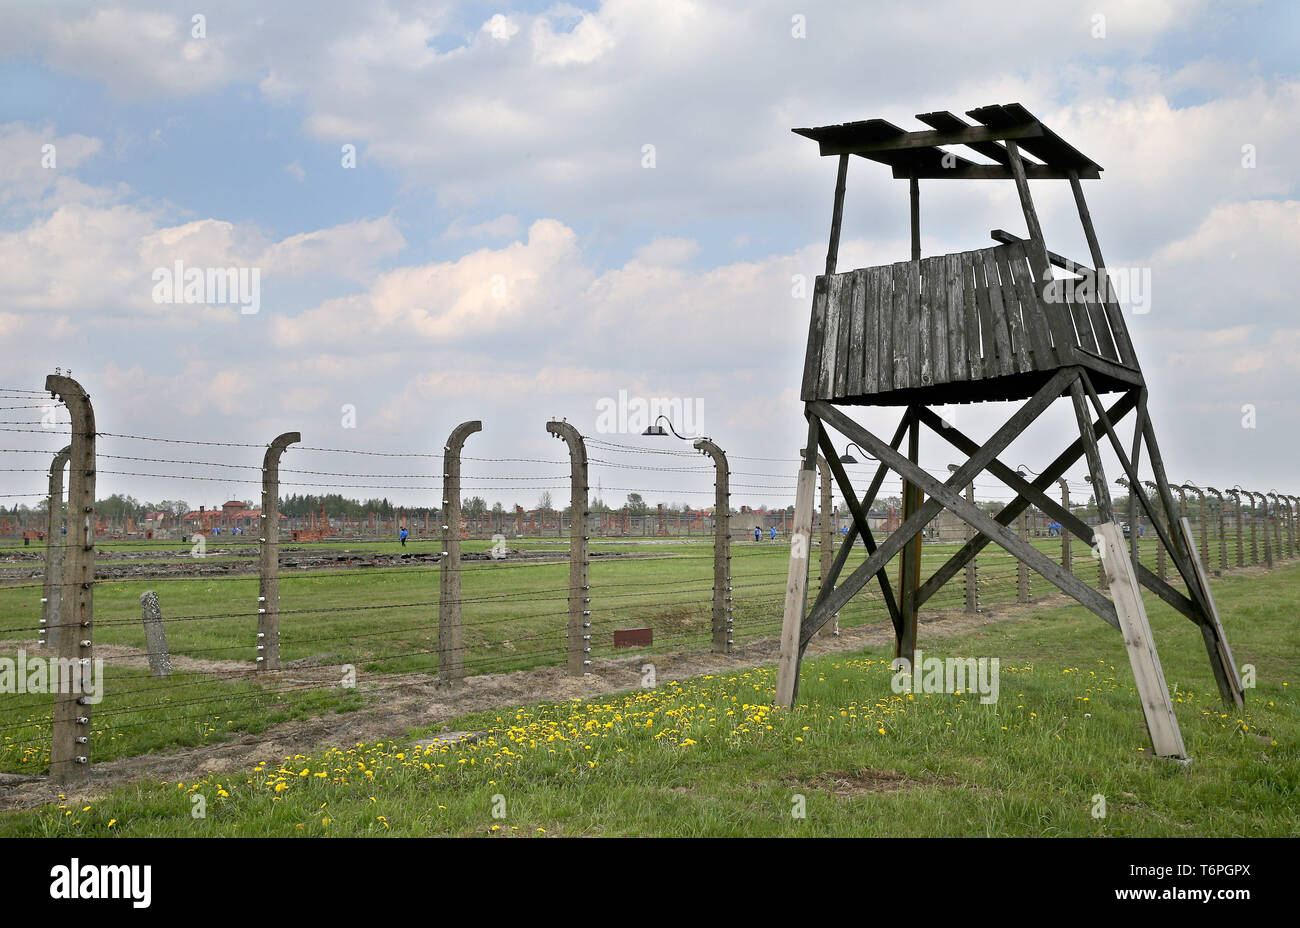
[1095, 523, 1187, 759]
[775, 416, 823, 707]
[439, 421, 482, 684]
[798, 448, 837, 638]
[258, 431, 300, 671]
[898, 414, 922, 661]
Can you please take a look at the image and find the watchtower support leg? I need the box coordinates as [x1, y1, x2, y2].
[775, 415, 823, 707]
[897, 414, 923, 663]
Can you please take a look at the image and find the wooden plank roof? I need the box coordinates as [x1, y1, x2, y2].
[793, 103, 1102, 179]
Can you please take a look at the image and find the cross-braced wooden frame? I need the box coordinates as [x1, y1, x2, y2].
[776, 372, 1245, 757]
[777, 105, 1245, 758]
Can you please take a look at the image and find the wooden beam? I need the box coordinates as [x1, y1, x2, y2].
[775, 415, 824, 707]
[825, 154, 849, 277]
[892, 164, 1100, 180]
[898, 414, 922, 660]
[1069, 169, 1137, 367]
[990, 229, 1093, 278]
[1095, 523, 1187, 759]
[909, 174, 920, 260]
[1006, 140, 1077, 364]
[815, 122, 1044, 156]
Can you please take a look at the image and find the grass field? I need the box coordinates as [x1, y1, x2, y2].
[0, 533, 1249, 776]
[0, 555, 1294, 837]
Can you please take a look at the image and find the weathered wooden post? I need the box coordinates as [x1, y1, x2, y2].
[40, 444, 71, 652]
[45, 374, 94, 784]
[801, 448, 836, 636]
[139, 590, 172, 677]
[547, 421, 590, 676]
[817, 455, 833, 591]
[257, 432, 299, 670]
[776, 434, 820, 707]
[439, 421, 481, 683]
[898, 419, 922, 662]
[695, 438, 731, 652]
[1095, 523, 1186, 759]
[1016, 511, 1030, 603]
[1058, 477, 1072, 575]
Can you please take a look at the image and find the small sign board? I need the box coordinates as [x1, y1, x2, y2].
[613, 627, 653, 648]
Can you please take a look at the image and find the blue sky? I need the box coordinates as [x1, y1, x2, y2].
[1, 0, 1298, 513]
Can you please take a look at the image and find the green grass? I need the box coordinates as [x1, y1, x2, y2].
[0, 659, 362, 774]
[0, 533, 1243, 774]
[2, 561, 1294, 837]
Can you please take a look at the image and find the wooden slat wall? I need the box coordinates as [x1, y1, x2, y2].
[803, 244, 1139, 402]
[833, 271, 855, 396]
[945, 253, 968, 382]
[819, 273, 843, 398]
[1087, 295, 1119, 362]
[960, 252, 982, 381]
[878, 266, 896, 393]
[801, 276, 828, 401]
[1002, 242, 1057, 370]
[1064, 284, 1098, 355]
[862, 267, 881, 393]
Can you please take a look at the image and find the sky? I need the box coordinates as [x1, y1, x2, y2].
[1, 0, 1297, 515]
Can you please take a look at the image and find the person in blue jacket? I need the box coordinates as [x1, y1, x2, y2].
[769, 526, 777, 540]
[399, 526, 409, 547]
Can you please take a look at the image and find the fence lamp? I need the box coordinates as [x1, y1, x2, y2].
[642, 415, 701, 442]
[837, 443, 875, 465]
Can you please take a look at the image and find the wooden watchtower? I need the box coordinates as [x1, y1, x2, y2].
[774, 104, 1244, 757]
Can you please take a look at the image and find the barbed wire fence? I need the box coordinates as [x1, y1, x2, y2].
[0, 382, 1295, 783]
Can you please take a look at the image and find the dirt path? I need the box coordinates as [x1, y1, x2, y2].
[0, 601, 1030, 812]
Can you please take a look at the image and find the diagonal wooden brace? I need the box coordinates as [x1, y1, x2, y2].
[914, 389, 1138, 605]
[816, 400, 1118, 627]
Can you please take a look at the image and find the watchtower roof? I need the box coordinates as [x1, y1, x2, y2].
[793, 103, 1102, 179]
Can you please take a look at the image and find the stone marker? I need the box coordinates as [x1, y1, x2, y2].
[139, 590, 172, 677]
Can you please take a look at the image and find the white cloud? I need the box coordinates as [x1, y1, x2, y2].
[44, 8, 236, 99]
